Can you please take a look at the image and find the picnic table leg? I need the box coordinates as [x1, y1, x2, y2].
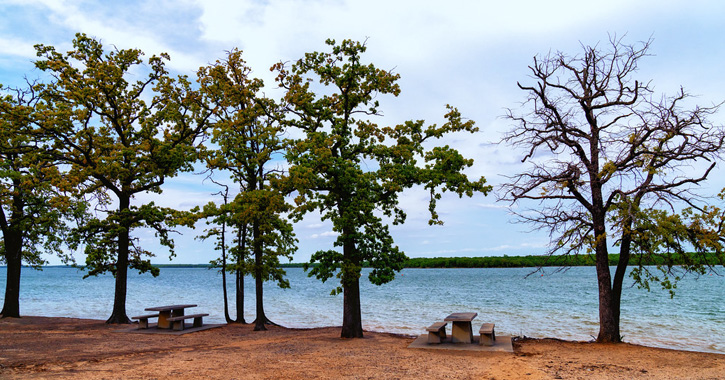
[157, 311, 172, 329]
[170, 308, 186, 329]
[193, 316, 204, 328]
[172, 320, 186, 331]
[450, 321, 473, 344]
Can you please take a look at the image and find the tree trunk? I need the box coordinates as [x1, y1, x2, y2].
[611, 217, 634, 339]
[235, 270, 245, 323]
[1, 187, 25, 319]
[590, 171, 621, 342]
[594, 207, 634, 343]
[106, 195, 131, 324]
[221, 236, 232, 324]
[340, 225, 363, 338]
[1, 232, 23, 318]
[341, 275, 363, 338]
[235, 226, 246, 324]
[587, 128, 621, 343]
[253, 274, 266, 331]
[593, 221, 620, 342]
[253, 221, 268, 331]
[594, 254, 619, 342]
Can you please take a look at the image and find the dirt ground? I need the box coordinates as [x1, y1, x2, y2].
[0, 316, 723, 379]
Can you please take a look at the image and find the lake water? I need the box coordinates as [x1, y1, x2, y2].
[1, 266, 723, 354]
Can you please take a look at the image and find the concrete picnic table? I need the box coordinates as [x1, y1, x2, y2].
[444, 312, 478, 343]
[145, 304, 197, 329]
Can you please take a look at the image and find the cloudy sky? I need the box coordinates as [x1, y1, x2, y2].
[2, 0, 724, 264]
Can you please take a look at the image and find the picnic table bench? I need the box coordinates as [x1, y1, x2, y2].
[131, 313, 159, 329]
[426, 322, 447, 344]
[167, 313, 209, 331]
[479, 323, 496, 346]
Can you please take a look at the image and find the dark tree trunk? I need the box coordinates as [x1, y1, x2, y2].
[1, 233, 23, 318]
[221, 236, 232, 324]
[235, 226, 246, 324]
[1, 187, 25, 319]
[594, 251, 619, 342]
[341, 275, 363, 338]
[253, 274, 266, 331]
[340, 226, 363, 338]
[106, 195, 131, 324]
[611, 216, 634, 339]
[588, 126, 621, 343]
[220, 213, 243, 324]
[253, 221, 268, 331]
[235, 270, 245, 323]
[593, 211, 620, 342]
[219, 188, 243, 324]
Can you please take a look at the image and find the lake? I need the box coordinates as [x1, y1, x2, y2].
[1, 266, 722, 354]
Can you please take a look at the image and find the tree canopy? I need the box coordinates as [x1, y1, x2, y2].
[34, 33, 209, 323]
[276, 39, 491, 338]
[0, 83, 83, 318]
[502, 36, 725, 342]
[197, 49, 296, 330]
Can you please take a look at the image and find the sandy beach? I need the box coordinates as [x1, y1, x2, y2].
[0, 316, 723, 379]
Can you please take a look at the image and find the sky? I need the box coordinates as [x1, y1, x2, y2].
[2, 0, 725, 265]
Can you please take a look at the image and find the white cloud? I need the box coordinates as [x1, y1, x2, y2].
[4, 0, 725, 264]
[419, 241, 549, 257]
[134, 187, 216, 211]
[0, 37, 38, 59]
[310, 231, 339, 239]
[476, 203, 509, 210]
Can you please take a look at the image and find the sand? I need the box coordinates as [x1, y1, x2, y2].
[1, 316, 723, 379]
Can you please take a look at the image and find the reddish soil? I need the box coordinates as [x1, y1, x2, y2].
[1, 316, 723, 379]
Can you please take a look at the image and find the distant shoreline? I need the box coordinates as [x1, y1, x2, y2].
[9, 252, 717, 270]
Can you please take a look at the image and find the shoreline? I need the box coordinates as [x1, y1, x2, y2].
[1, 316, 723, 379]
[9, 266, 722, 356]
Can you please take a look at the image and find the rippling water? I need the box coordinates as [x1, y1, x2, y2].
[2, 266, 723, 354]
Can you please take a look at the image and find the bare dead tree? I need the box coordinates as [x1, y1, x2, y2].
[501, 35, 725, 343]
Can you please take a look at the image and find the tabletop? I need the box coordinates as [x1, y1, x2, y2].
[444, 312, 478, 322]
[145, 304, 197, 312]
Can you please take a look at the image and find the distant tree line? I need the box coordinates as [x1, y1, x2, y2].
[403, 253, 723, 269]
[13, 250, 723, 270]
[405, 255, 599, 268]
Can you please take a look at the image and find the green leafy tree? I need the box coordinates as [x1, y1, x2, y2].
[622, 195, 725, 294]
[501, 36, 725, 343]
[197, 183, 249, 324]
[275, 39, 491, 338]
[198, 49, 296, 330]
[0, 83, 84, 318]
[34, 34, 209, 323]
